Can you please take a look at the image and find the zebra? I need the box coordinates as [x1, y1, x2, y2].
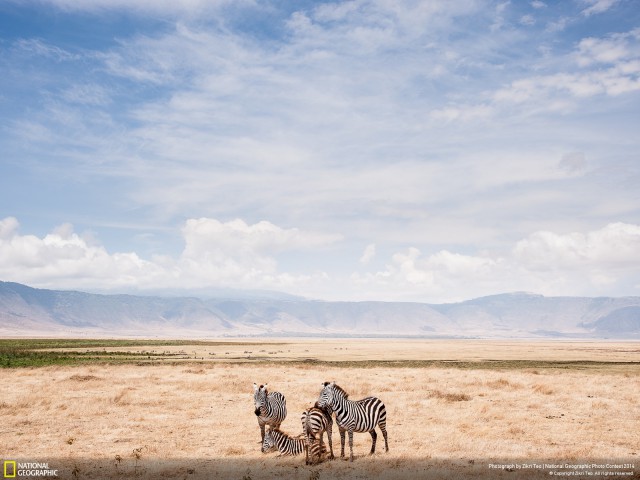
[316, 381, 388, 462]
[301, 404, 334, 463]
[262, 428, 325, 460]
[253, 383, 287, 445]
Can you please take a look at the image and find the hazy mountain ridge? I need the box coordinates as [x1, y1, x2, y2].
[1, 282, 639, 338]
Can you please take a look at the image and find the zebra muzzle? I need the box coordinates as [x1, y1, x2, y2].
[254, 408, 260, 416]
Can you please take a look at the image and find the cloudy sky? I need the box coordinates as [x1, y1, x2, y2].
[1, 0, 639, 302]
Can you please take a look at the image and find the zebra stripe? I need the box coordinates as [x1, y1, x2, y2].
[253, 383, 287, 445]
[316, 381, 389, 462]
[262, 428, 324, 458]
[301, 405, 334, 463]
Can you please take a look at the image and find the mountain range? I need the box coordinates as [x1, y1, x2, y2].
[1, 281, 639, 338]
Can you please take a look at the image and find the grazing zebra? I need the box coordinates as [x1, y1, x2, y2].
[253, 383, 287, 445]
[301, 404, 334, 463]
[262, 428, 325, 459]
[316, 381, 388, 462]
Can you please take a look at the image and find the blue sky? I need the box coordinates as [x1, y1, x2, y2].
[1, 0, 639, 302]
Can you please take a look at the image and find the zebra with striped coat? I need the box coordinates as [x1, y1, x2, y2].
[301, 404, 334, 463]
[316, 381, 389, 462]
[253, 383, 287, 445]
[263, 428, 326, 460]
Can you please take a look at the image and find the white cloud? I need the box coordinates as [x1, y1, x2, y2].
[576, 31, 639, 67]
[0, 217, 339, 293]
[0, 217, 19, 239]
[181, 218, 340, 257]
[176, 218, 341, 289]
[438, 28, 640, 120]
[580, 0, 620, 17]
[14, 39, 80, 61]
[0, 218, 164, 289]
[3, 1, 640, 304]
[22, 0, 249, 15]
[520, 14, 535, 26]
[359, 243, 376, 265]
[1, 218, 639, 302]
[352, 223, 640, 302]
[513, 222, 640, 271]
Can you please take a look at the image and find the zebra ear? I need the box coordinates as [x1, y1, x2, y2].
[253, 382, 258, 392]
[263, 383, 268, 391]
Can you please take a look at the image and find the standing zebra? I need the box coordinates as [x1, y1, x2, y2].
[253, 383, 287, 445]
[263, 428, 325, 460]
[301, 404, 334, 463]
[316, 381, 388, 462]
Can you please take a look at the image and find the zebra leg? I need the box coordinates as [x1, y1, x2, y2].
[348, 430, 354, 462]
[305, 440, 309, 465]
[326, 425, 334, 460]
[369, 429, 377, 455]
[339, 427, 346, 459]
[380, 422, 389, 452]
[258, 419, 266, 444]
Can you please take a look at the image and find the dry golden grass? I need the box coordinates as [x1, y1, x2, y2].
[1, 340, 639, 479]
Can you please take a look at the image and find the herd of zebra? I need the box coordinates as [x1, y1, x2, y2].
[253, 381, 389, 463]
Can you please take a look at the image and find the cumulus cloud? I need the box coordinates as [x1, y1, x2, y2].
[353, 223, 640, 301]
[0, 217, 163, 289]
[1, 218, 639, 301]
[513, 223, 640, 271]
[0, 217, 339, 293]
[175, 218, 341, 288]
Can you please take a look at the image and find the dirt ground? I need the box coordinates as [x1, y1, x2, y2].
[1, 340, 639, 479]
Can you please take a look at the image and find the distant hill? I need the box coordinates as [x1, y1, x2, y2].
[1, 281, 639, 338]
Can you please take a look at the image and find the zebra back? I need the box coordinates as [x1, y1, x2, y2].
[301, 406, 332, 440]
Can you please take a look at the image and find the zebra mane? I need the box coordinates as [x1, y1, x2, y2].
[269, 428, 304, 440]
[329, 382, 349, 399]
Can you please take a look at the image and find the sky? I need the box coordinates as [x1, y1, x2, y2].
[0, 0, 639, 303]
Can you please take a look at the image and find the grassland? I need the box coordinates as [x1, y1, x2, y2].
[1, 339, 639, 479]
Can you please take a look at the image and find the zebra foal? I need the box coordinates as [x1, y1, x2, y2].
[316, 381, 388, 462]
[262, 428, 325, 460]
[253, 383, 287, 445]
[301, 404, 334, 464]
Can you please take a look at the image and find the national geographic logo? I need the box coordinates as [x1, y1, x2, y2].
[3, 462, 15, 478]
[3, 461, 58, 478]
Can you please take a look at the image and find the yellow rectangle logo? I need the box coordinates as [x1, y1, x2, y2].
[4, 461, 16, 478]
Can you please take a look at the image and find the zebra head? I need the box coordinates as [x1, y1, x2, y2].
[262, 428, 276, 453]
[317, 381, 341, 410]
[253, 383, 268, 416]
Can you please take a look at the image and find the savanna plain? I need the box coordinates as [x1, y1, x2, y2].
[1, 339, 639, 479]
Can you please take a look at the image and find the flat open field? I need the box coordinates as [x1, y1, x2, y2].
[1, 340, 639, 479]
